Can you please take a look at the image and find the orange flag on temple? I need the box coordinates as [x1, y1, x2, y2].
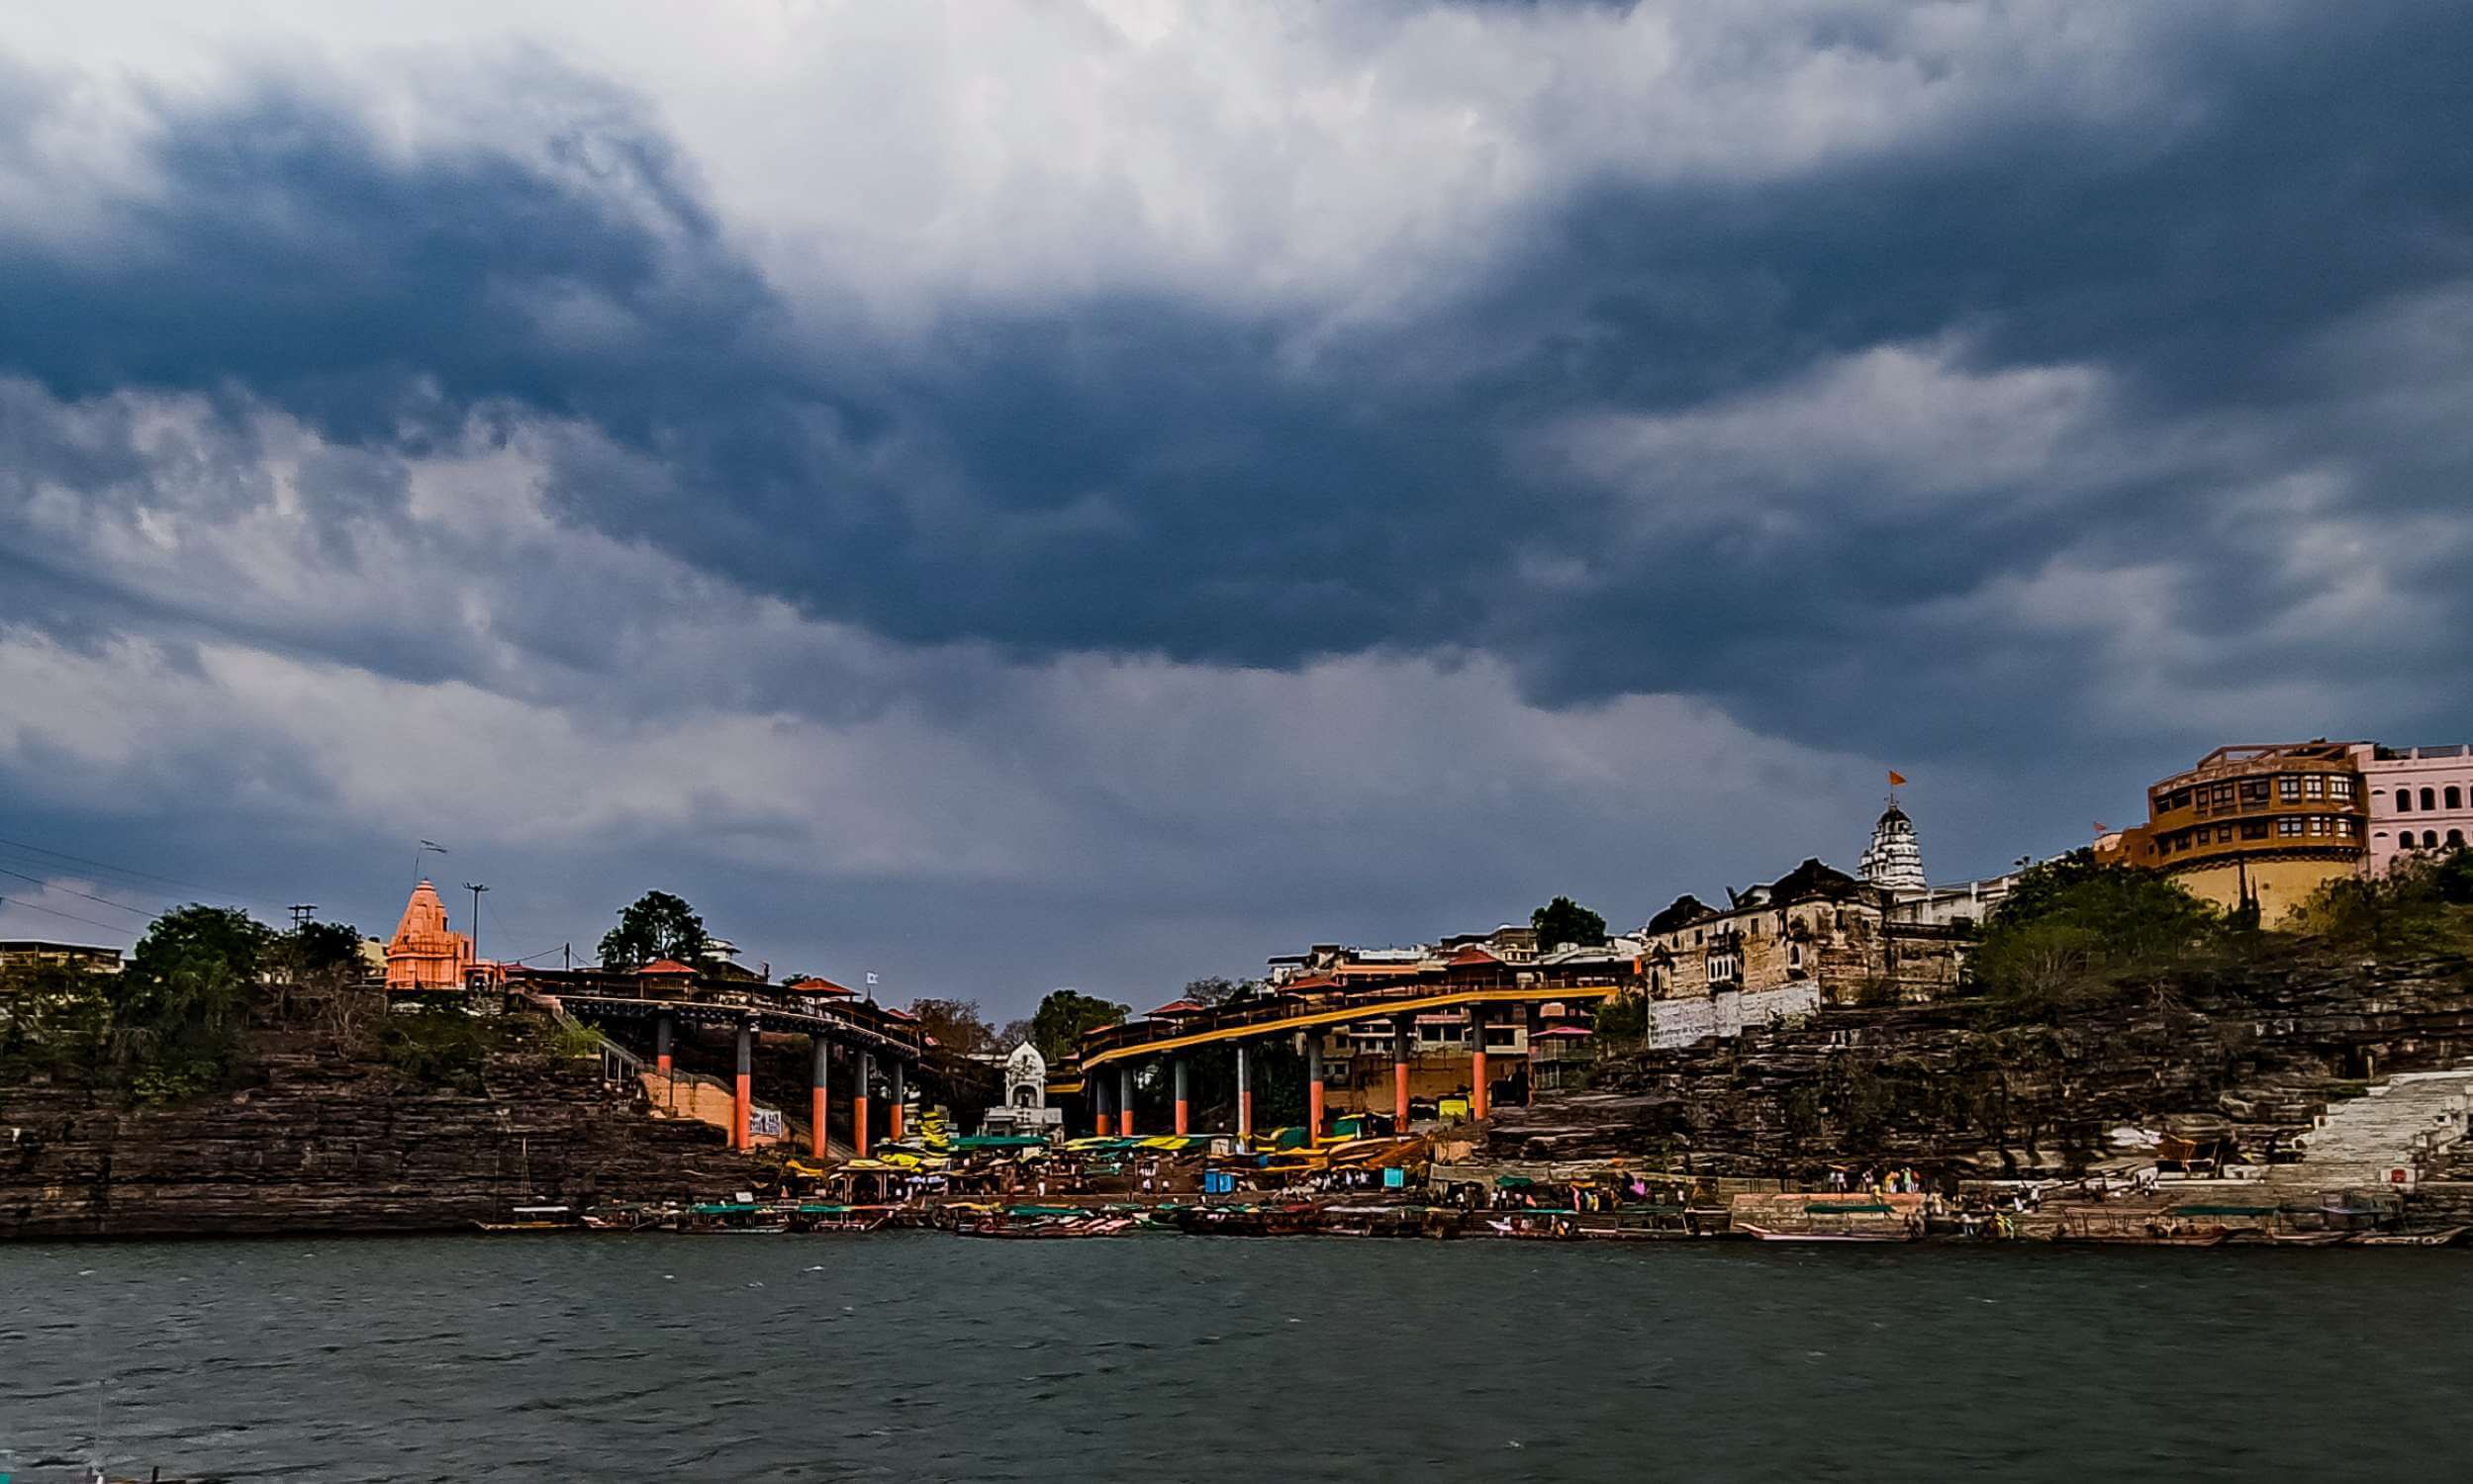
[1887, 770, 1908, 788]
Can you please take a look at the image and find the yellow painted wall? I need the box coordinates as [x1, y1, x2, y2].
[2168, 857, 2354, 927]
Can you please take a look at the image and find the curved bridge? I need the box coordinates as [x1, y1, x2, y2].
[1076, 982, 1619, 1070]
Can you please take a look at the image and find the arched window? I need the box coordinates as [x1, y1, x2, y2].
[2450, 829, 2466, 849]
[2422, 788, 2438, 811]
[2426, 831, 2443, 850]
[2448, 787, 2463, 810]
[2398, 789, 2415, 812]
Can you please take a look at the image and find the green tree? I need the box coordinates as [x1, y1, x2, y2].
[1029, 988, 1129, 1063]
[910, 997, 999, 1057]
[1973, 851, 2220, 1018]
[598, 890, 711, 970]
[1182, 975, 1261, 1007]
[1531, 896, 1608, 950]
[112, 904, 278, 1096]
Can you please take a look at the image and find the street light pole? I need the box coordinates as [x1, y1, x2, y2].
[463, 882, 490, 966]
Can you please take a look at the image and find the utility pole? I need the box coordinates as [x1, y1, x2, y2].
[463, 882, 490, 964]
[288, 903, 318, 931]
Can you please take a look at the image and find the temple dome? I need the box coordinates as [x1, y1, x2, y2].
[1858, 804, 1929, 893]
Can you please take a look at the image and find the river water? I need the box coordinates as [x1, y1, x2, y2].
[5, 1234, 2468, 1481]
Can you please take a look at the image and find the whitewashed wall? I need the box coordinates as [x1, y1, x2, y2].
[1646, 983, 1820, 1050]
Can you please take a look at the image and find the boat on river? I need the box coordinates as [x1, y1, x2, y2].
[957, 1210, 1136, 1239]
[475, 1204, 580, 1233]
[2351, 1226, 2469, 1248]
[682, 1201, 790, 1234]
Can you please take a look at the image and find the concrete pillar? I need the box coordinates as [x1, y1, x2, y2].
[889, 1060, 907, 1143]
[1470, 1007, 1489, 1121]
[809, 1037, 830, 1161]
[1118, 1065, 1137, 1138]
[1236, 1042, 1253, 1143]
[1306, 1034, 1325, 1141]
[733, 1020, 754, 1152]
[854, 1052, 873, 1159]
[1173, 1056, 1190, 1136]
[655, 1012, 674, 1079]
[1393, 1020, 1411, 1130]
[1094, 1069, 1114, 1137]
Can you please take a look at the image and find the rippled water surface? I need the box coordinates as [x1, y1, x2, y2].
[6, 1234, 2471, 1481]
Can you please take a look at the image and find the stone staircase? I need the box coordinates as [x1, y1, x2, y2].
[2267, 1069, 2473, 1197]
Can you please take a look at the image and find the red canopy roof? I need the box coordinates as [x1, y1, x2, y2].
[1148, 997, 1205, 1018]
[638, 959, 698, 977]
[1534, 1024, 1594, 1038]
[1447, 945, 1502, 966]
[784, 974, 857, 996]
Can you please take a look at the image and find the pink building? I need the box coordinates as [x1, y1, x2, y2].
[2353, 743, 2473, 874]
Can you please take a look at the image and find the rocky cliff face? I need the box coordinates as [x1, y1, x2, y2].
[0, 1027, 774, 1240]
[1493, 954, 2473, 1176]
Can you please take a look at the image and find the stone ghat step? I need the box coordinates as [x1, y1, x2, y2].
[2267, 1070, 2473, 1192]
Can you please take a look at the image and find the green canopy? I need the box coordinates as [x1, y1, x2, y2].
[951, 1135, 1051, 1150]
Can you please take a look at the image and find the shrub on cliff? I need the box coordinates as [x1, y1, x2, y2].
[2290, 848, 2473, 956]
[1972, 851, 2222, 1021]
[0, 960, 115, 1084]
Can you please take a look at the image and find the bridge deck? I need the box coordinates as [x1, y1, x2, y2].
[1076, 982, 1619, 1070]
[553, 992, 924, 1062]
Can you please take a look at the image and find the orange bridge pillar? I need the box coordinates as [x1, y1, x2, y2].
[1235, 1042, 1253, 1142]
[1094, 1069, 1114, 1137]
[1393, 1020, 1411, 1130]
[655, 1012, 674, 1080]
[1306, 1035, 1324, 1141]
[889, 1060, 906, 1144]
[732, 1020, 754, 1151]
[854, 1051, 873, 1159]
[1118, 1066, 1136, 1138]
[1470, 1007, 1489, 1121]
[809, 1036, 830, 1161]
[1173, 1056, 1189, 1136]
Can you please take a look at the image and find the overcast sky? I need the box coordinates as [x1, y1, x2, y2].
[1, 3, 2467, 1015]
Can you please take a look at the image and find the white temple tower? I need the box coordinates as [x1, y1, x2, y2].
[1858, 803, 1929, 893]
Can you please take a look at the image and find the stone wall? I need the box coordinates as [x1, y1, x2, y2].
[1, 1031, 778, 1240]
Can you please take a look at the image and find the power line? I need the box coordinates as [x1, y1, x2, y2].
[0, 893, 138, 937]
[0, 833, 274, 907]
[0, 866, 159, 921]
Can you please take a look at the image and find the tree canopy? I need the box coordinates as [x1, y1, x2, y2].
[1531, 895, 1609, 950]
[1971, 850, 2221, 1019]
[112, 904, 280, 1096]
[1029, 988, 1128, 1062]
[597, 890, 711, 970]
[909, 997, 999, 1057]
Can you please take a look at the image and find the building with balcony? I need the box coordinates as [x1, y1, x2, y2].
[2095, 741, 2368, 924]
[2352, 743, 2473, 873]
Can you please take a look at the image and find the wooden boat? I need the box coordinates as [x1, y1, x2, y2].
[476, 1204, 579, 1233]
[2351, 1226, 2469, 1248]
[682, 1201, 791, 1234]
[1738, 1223, 1917, 1243]
[1174, 1203, 1320, 1237]
[957, 1213, 1134, 1239]
[2054, 1226, 2229, 1247]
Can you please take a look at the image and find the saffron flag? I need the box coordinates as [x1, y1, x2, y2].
[1887, 770, 1908, 788]
[2094, 821, 2111, 834]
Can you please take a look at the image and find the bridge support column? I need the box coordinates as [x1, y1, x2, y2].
[854, 1052, 873, 1159]
[1094, 1069, 1113, 1137]
[1393, 1020, 1411, 1130]
[1236, 1042, 1253, 1143]
[809, 1037, 830, 1161]
[1118, 1066, 1136, 1138]
[1173, 1056, 1189, 1136]
[1306, 1035, 1324, 1141]
[889, 1060, 906, 1143]
[1470, 1007, 1488, 1121]
[733, 1020, 753, 1151]
[655, 1012, 674, 1080]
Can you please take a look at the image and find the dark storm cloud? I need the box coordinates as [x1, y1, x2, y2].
[1, 2, 2469, 783]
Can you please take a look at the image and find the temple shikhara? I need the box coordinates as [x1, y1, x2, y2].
[384, 880, 474, 989]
